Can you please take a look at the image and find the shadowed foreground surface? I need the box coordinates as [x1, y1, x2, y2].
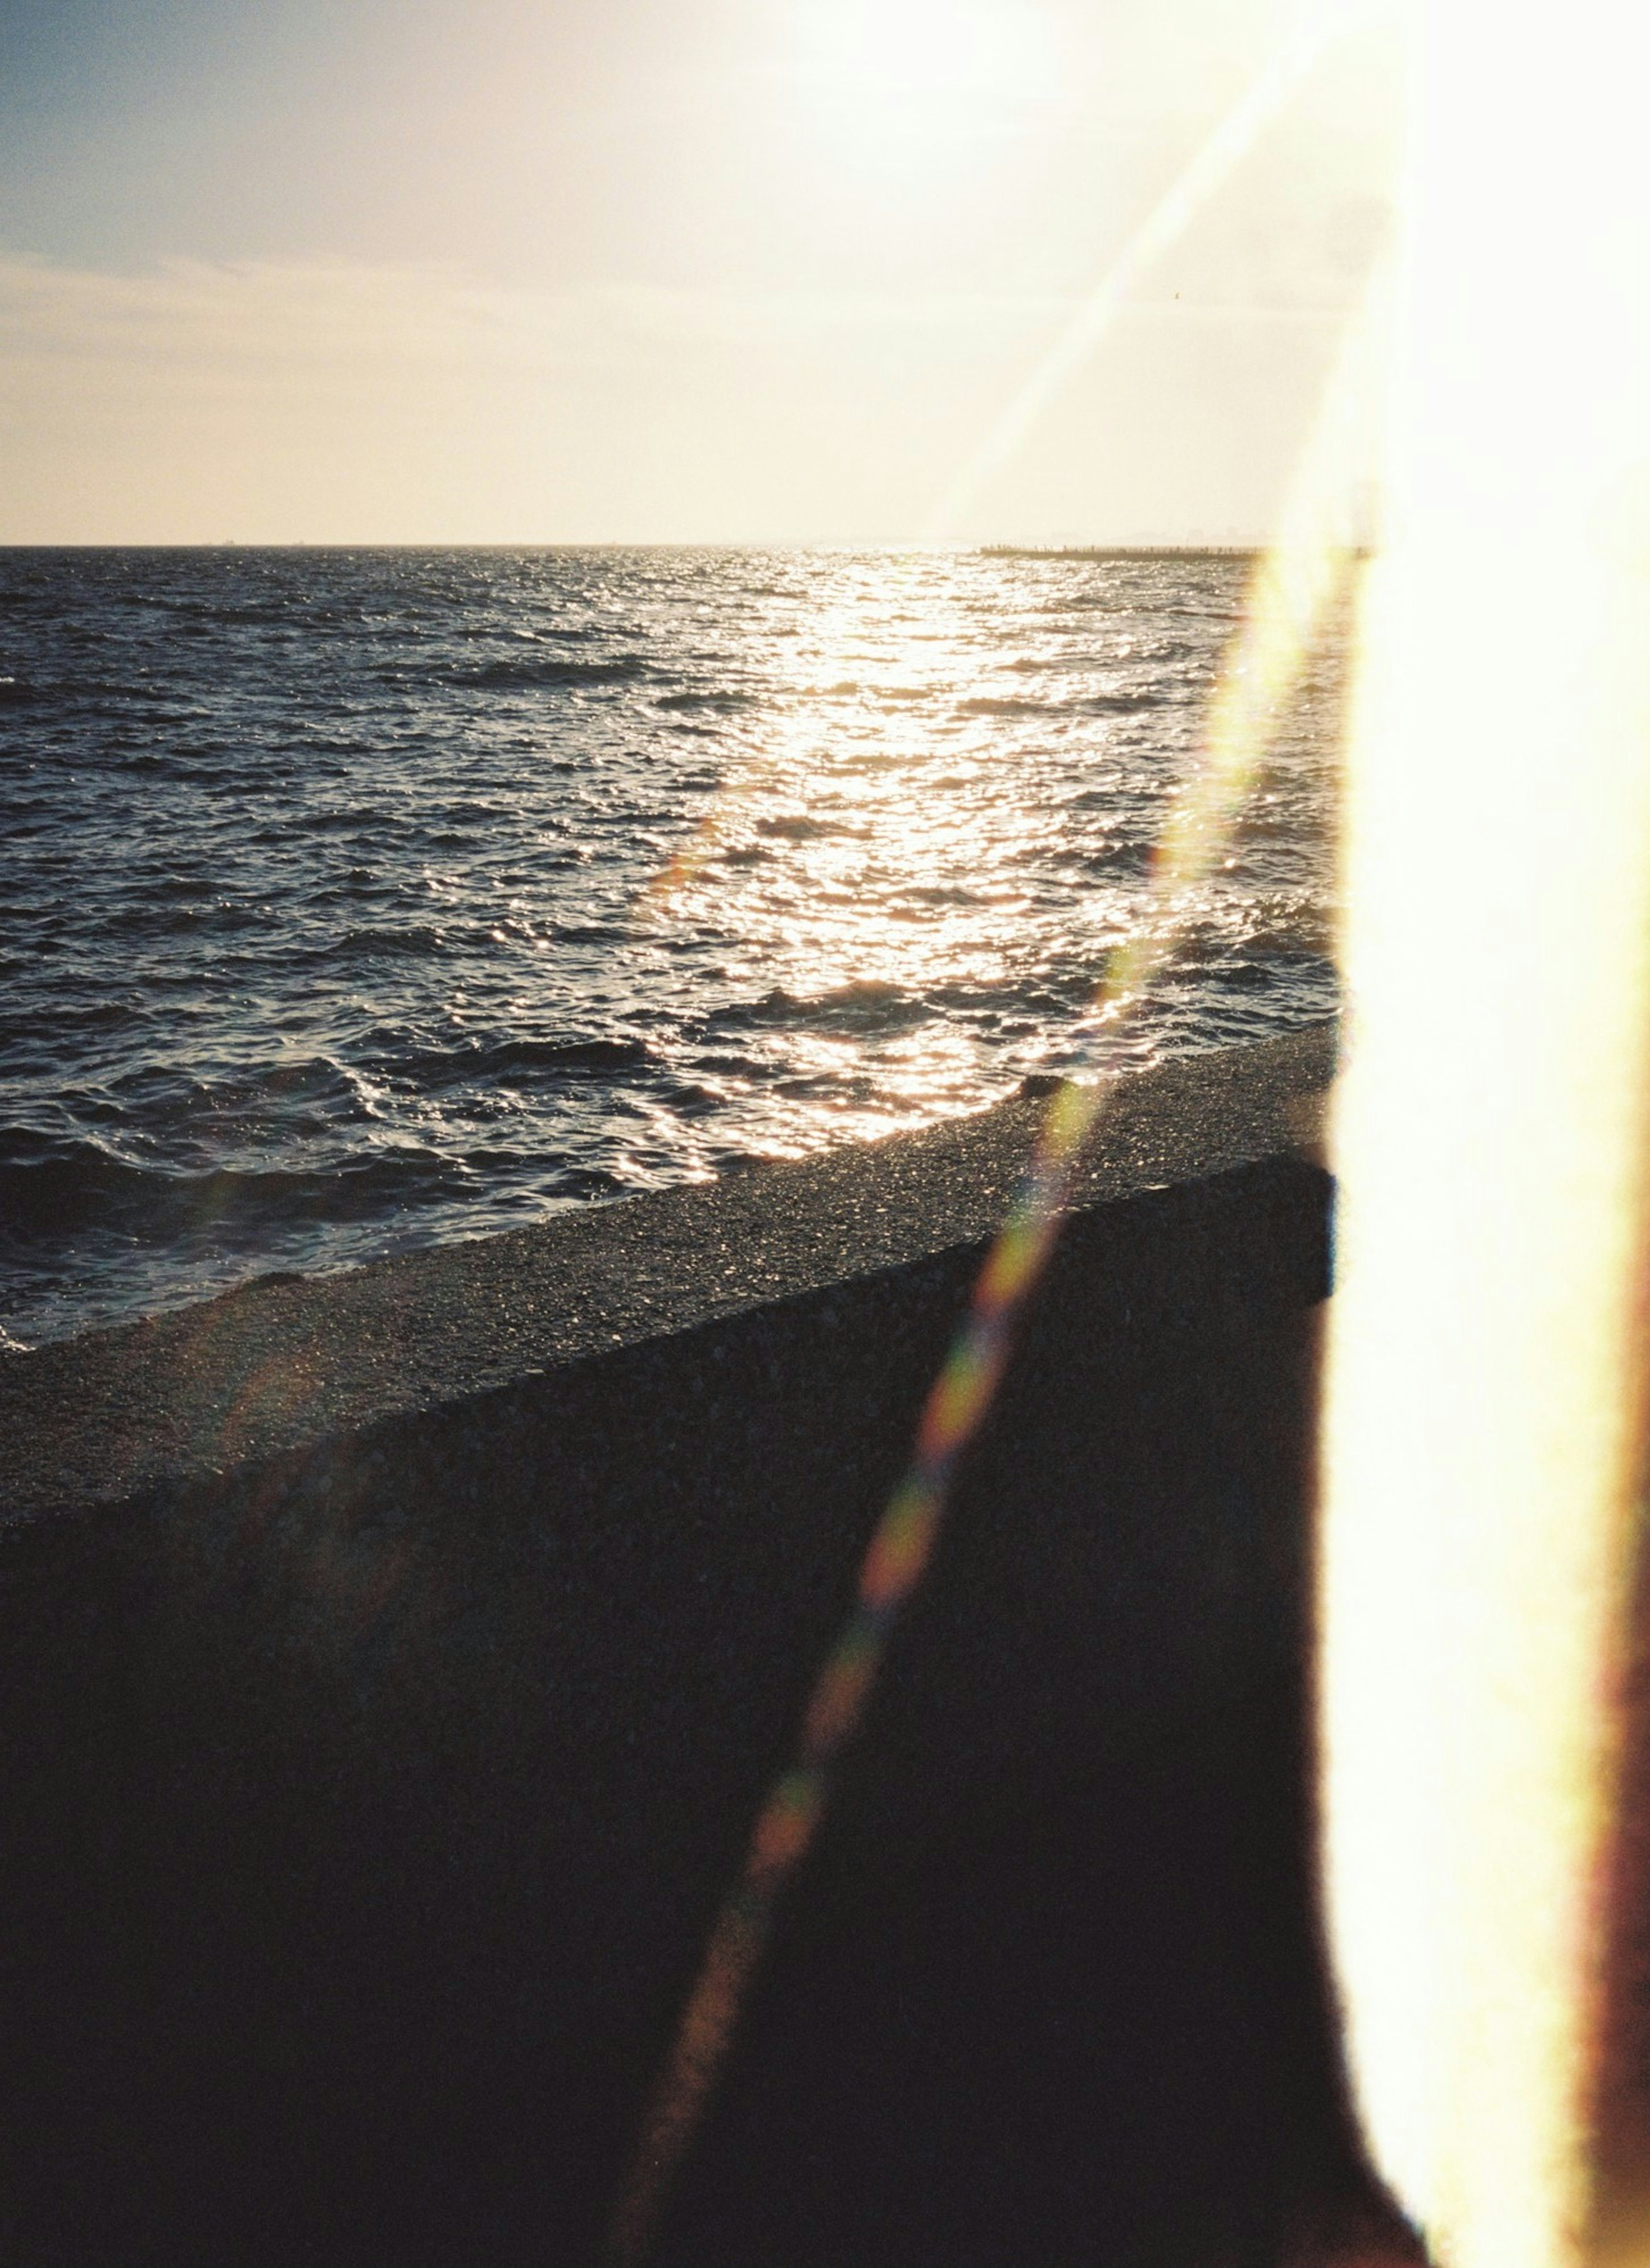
[0, 1033, 1416, 2265]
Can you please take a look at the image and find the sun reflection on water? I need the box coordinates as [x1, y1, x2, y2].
[631, 548, 1336, 1169]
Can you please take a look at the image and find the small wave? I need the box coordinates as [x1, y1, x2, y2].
[153, 598, 293, 627]
[954, 696, 1050, 719]
[428, 799, 508, 825]
[896, 882, 998, 908]
[107, 1054, 370, 1118]
[293, 805, 392, 834]
[444, 655, 650, 691]
[115, 751, 190, 775]
[654, 688, 761, 712]
[1207, 961, 1276, 991]
[0, 1136, 464, 1243]
[0, 999, 152, 1055]
[0, 1136, 176, 1239]
[755, 814, 867, 842]
[919, 971, 1109, 1021]
[370, 1034, 658, 1087]
[1081, 690, 1180, 714]
[1178, 901, 1334, 964]
[99, 900, 261, 941]
[710, 980, 924, 1035]
[327, 924, 447, 958]
[1065, 837, 1154, 878]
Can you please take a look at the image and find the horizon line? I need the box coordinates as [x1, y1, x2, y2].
[0, 537, 1271, 555]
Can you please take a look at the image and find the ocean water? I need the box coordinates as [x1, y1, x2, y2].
[0, 546, 1342, 1350]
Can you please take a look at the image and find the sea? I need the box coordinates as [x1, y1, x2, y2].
[0, 546, 1343, 1352]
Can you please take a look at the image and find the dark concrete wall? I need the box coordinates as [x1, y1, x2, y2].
[0, 1035, 1407, 2266]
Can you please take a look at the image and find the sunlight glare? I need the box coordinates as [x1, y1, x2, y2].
[611, 287, 1376, 2268]
[791, 0, 1059, 126]
[926, 0, 1374, 536]
[1320, 0, 1650, 2258]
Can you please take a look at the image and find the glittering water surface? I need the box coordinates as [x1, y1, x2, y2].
[0, 546, 1342, 1348]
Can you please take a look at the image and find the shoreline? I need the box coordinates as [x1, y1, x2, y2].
[0, 1027, 1334, 1526]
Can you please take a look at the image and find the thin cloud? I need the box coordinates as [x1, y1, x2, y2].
[0, 253, 1371, 544]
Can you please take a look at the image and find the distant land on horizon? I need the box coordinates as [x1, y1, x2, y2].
[979, 542, 1262, 560]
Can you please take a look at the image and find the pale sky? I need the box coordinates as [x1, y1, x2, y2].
[0, 0, 1400, 543]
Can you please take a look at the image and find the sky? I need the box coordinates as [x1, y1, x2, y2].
[0, 0, 1400, 543]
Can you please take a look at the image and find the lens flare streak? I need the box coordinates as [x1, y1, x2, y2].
[924, 0, 1375, 541]
[605, 499, 1360, 2265]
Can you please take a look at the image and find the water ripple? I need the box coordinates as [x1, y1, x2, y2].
[0, 546, 1344, 1345]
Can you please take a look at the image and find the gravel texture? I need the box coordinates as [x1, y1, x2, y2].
[0, 1027, 1332, 1523]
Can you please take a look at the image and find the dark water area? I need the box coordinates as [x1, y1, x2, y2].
[0, 546, 1343, 1349]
